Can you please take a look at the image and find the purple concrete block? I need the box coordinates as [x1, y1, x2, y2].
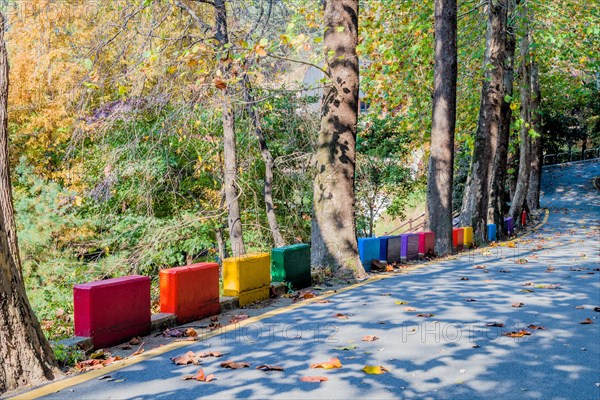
[400, 233, 419, 262]
[504, 217, 514, 235]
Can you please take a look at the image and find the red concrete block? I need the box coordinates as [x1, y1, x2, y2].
[453, 228, 464, 251]
[160, 262, 220, 323]
[74, 275, 151, 349]
[418, 231, 435, 257]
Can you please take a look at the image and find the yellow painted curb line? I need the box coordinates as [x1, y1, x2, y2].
[13, 275, 390, 399]
[14, 209, 551, 399]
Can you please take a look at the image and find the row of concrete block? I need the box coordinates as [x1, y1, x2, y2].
[73, 244, 312, 349]
[357, 217, 516, 271]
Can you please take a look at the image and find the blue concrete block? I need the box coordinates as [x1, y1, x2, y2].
[378, 236, 402, 264]
[358, 238, 380, 272]
[487, 224, 497, 242]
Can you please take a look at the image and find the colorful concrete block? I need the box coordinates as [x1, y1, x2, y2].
[462, 226, 474, 248]
[504, 217, 514, 235]
[271, 244, 311, 290]
[74, 275, 151, 349]
[358, 238, 380, 272]
[418, 231, 435, 257]
[223, 253, 271, 306]
[159, 262, 220, 324]
[400, 233, 419, 262]
[453, 228, 464, 251]
[378, 236, 402, 264]
[487, 224, 497, 242]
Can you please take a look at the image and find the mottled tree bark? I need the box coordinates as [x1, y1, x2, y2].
[215, 0, 245, 256]
[312, 0, 366, 279]
[459, 0, 506, 243]
[509, 5, 532, 222]
[0, 14, 58, 394]
[242, 74, 286, 248]
[488, 0, 515, 240]
[425, 0, 457, 256]
[527, 60, 542, 210]
[0, 13, 20, 275]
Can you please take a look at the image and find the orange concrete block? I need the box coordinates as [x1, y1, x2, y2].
[160, 262, 220, 323]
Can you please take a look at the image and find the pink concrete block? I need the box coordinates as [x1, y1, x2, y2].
[160, 262, 220, 324]
[418, 231, 435, 256]
[74, 275, 151, 349]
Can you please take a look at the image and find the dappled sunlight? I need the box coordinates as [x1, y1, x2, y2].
[33, 161, 599, 399]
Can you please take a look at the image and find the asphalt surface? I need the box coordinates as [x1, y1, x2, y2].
[33, 160, 600, 399]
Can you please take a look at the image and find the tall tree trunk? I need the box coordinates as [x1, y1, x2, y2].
[215, 0, 245, 257]
[242, 73, 286, 248]
[0, 13, 20, 276]
[425, 0, 457, 256]
[459, 0, 506, 243]
[0, 14, 58, 394]
[509, 5, 532, 222]
[527, 59, 542, 210]
[312, 0, 366, 279]
[488, 0, 515, 240]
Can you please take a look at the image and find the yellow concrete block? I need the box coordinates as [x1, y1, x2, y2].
[223, 253, 271, 304]
[462, 226, 474, 248]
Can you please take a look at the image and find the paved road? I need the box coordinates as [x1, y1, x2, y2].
[28, 161, 600, 399]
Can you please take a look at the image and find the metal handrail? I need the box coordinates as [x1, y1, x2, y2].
[543, 146, 600, 166]
[384, 212, 426, 236]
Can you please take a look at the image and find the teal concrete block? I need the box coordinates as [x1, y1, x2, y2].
[358, 238, 380, 272]
[271, 244, 311, 290]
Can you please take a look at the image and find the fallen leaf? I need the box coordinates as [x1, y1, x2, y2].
[485, 322, 504, 327]
[181, 368, 215, 382]
[460, 277, 469, 281]
[575, 306, 585, 309]
[416, 313, 434, 318]
[380, 293, 392, 296]
[101, 356, 122, 366]
[172, 351, 201, 365]
[362, 335, 379, 342]
[197, 352, 223, 358]
[528, 325, 546, 330]
[580, 318, 593, 325]
[594, 307, 600, 312]
[164, 328, 185, 337]
[512, 302, 525, 308]
[220, 360, 251, 369]
[131, 342, 145, 356]
[503, 330, 532, 337]
[464, 298, 477, 302]
[213, 77, 227, 90]
[300, 376, 328, 382]
[333, 313, 349, 319]
[186, 328, 198, 337]
[514, 259, 528, 264]
[229, 314, 249, 324]
[474, 265, 487, 269]
[256, 364, 285, 372]
[335, 345, 358, 351]
[498, 270, 511, 273]
[311, 357, 342, 369]
[404, 307, 417, 312]
[395, 301, 408, 305]
[129, 337, 141, 345]
[386, 265, 395, 272]
[363, 365, 389, 374]
[316, 299, 332, 304]
[521, 289, 534, 293]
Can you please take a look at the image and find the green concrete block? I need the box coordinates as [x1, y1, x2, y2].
[271, 244, 311, 290]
